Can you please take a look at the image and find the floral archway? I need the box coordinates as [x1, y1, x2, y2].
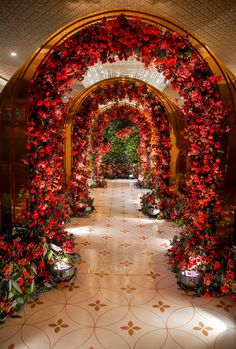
[90, 103, 154, 183]
[27, 14, 231, 294]
[0, 13, 233, 320]
[67, 81, 171, 216]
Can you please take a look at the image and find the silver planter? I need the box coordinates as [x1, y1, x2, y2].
[51, 262, 75, 282]
[147, 207, 160, 216]
[177, 270, 202, 289]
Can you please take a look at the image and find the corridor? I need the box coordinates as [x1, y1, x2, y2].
[0, 180, 235, 349]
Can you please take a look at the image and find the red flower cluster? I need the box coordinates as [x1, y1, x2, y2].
[115, 126, 134, 139]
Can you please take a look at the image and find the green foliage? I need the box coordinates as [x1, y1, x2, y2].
[103, 119, 140, 166]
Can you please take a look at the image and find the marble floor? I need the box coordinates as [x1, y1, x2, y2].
[0, 180, 236, 349]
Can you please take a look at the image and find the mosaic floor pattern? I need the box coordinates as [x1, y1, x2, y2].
[0, 180, 235, 348]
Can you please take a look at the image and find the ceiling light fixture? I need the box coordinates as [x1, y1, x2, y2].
[10, 52, 17, 57]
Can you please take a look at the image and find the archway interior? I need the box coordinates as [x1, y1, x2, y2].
[0, 13, 234, 322]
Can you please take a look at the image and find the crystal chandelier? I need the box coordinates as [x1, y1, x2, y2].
[82, 56, 167, 91]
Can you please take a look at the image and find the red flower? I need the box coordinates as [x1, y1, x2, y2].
[48, 258, 54, 265]
[214, 261, 221, 270]
[38, 260, 45, 269]
[18, 278, 24, 286]
[22, 269, 28, 278]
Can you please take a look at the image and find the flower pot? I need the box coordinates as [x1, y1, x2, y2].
[51, 261, 75, 282]
[134, 181, 143, 189]
[147, 207, 160, 216]
[177, 270, 202, 289]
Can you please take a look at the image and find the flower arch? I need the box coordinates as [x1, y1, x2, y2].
[25, 12, 227, 245]
[11, 13, 233, 298]
[27, 15, 232, 296]
[66, 79, 171, 216]
[90, 103, 153, 182]
[0, 12, 234, 318]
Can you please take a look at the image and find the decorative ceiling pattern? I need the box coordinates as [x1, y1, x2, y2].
[0, 0, 236, 91]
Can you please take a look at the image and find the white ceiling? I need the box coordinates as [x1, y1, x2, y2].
[0, 0, 236, 95]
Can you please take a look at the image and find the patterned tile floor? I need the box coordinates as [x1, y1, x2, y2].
[1, 180, 236, 349]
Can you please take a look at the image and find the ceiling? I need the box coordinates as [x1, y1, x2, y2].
[0, 0, 236, 95]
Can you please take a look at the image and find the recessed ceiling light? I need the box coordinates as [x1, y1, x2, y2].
[10, 52, 17, 56]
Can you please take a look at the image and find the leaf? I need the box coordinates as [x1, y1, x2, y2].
[61, 324, 69, 328]
[31, 265, 37, 274]
[57, 319, 63, 325]
[50, 243, 62, 252]
[47, 250, 53, 259]
[8, 291, 14, 299]
[205, 326, 213, 331]
[49, 323, 57, 327]
[128, 321, 133, 327]
[199, 321, 204, 328]
[9, 279, 12, 291]
[120, 326, 129, 330]
[12, 281, 22, 294]
[133, 326, 141, 330]
[128, 329, 134, 336]
[30, 279, 35, 293]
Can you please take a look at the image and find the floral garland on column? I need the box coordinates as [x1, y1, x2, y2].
[66, 114, 95, 216]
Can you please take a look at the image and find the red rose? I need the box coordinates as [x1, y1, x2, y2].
[18, 278, 24, 286]
[22, 269, 28, 278]
[214, 261, 221, 270]
[39, 260, 45, 269]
